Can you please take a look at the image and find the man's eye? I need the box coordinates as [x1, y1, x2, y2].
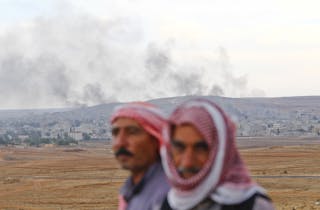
[194, 141, 209, 152]
[127, 127, 142, 134]
[171, 140, 185, 152]
[111, 128, 119, 137]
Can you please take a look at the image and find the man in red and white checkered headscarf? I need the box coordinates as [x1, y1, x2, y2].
[110, 102, 169, 210]
[160, 98, 275, 210]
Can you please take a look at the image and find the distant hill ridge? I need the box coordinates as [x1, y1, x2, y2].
[1, 95, 320, 137]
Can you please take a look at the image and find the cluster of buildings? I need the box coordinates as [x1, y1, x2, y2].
[236, 109, 320, 137]
[1, 113, 320, 146]
[1, 96, 320, 146]
[0, 118, 111, 145]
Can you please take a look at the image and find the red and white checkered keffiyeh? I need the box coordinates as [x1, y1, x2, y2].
[110, 102, 167, 146]
[110, 102, 167, 210]
[160, 98, 267, 209]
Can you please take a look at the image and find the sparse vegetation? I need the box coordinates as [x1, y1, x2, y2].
[0, 136, 78, 147]
[0, 141, 319, 209]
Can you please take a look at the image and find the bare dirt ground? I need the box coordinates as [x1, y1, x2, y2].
[0, 138, 319, 210]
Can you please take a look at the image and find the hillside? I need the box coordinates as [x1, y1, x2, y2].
[1, 96, 320, 141]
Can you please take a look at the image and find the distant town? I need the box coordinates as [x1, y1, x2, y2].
[1, 96, 320, 147]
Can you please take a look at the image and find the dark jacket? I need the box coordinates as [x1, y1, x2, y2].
[121, 161, 170, 210]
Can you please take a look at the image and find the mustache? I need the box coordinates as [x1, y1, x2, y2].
[177, 167, 201, 175]
[115, 147, 133, 157]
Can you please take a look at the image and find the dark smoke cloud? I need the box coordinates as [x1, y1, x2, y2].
[144, 42, 208, 97]
[82, 83, 116, 105]
[143, 43, 250, 98]
[0, 53, 71, 106]
[145, 43, 171, 81]
[0, 4, 261, 109]
[0, 13, 141, 108]
[210, 85, 224, 96]
[217, 47, 248, 97]
[172, 72, 205, 95]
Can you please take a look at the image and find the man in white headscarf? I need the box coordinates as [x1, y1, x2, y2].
[160, 98, 275, 210]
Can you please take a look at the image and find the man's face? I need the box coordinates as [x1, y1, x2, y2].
[111, 117, 159, 173]
[170, 124, 210, 179]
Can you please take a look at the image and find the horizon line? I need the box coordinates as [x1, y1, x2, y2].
[0, 94, 319, 111]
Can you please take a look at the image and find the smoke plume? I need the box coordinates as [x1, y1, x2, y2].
[0, 5, 259, 109]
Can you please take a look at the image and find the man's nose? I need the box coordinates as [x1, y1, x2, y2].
[181, 149, 195, 168]
[112, 131, 127, 148]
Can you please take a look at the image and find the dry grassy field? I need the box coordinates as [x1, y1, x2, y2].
[0, 139, 319, 210]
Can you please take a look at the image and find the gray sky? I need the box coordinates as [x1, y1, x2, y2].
[0, 0, 319, 109]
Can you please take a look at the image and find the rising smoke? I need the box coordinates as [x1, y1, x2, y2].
[143, 43, 249, 97]
[0, 5, 261, 109]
